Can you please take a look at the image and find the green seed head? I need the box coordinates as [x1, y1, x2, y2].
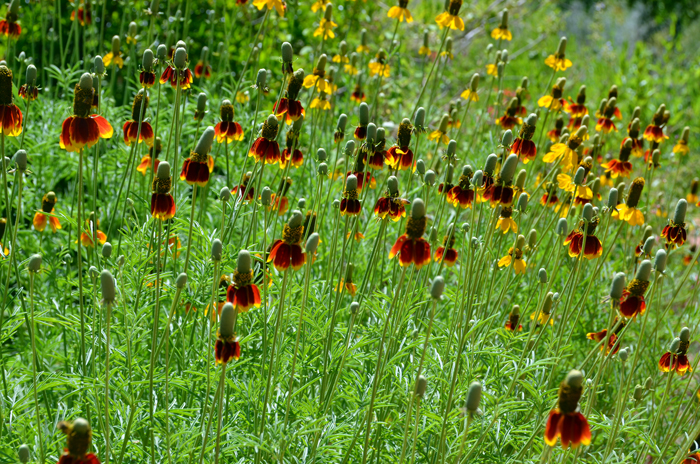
[237, 250, 251, 273]
[680, 327, 690, 342]
[359, 102, 369, 126]
[288, 210, 304, 228]
[654, 249, 667, 273]
[101, 270, 116, 303]
[538, 268, 547, 284]
[643, 236, 655, 255]
[470, 73, 480, 92]
[472, 170, 483, 186]
[610, 272, 626, 300]
[174, 47, 188, 69]
[582, 203, 593, 222]
[102, 242, 112, 258]
[194, 126, 216, 155]
[176, 273, 188, 288]
[337, 113, 347, 132]
[306, 233, 320, 254]
[499, 154, 519, 184]
[565, 369, 583, 388]
[556, 218, 568, 236]
[424, 170, 436, 186]
[387, 176, 399, 196]
[431, 276, 445, 299]
[557, 36, 567, 55]
[466, 381, 482, 412]
[673, 199, 687, 224]
[669, 337, 681, 353]
[607, 188, 618, 208]
[346, 174, 358, 191]
[220, 186, 231, 202]
[211, 239, 223, 261]
[411, 198, 426, 219]
[415, 375, 427, 397]
[219, 303, 235, 338]
[28, 254, 42, 272]
[517, 192, 528, 212]
[281, 42, 293, 63]
[636, 260, 652, 281]
[414, 107, 426, 127]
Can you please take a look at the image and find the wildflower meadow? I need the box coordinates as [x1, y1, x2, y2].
[1, 0, 700, 462]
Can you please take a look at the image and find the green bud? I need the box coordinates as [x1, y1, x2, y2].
[101, 270, 116, 303]
[610, 272, 626, 300]
[466, 381, 482, 412]
[431, 276, 445, 299]
[673, 199, 687, 224]
[636, 260, 652, 281]
[219, 303, 235, 338]
[654, 249, 667, 273]
[176, 273, 188, 288]
[411, 198, 426, 219]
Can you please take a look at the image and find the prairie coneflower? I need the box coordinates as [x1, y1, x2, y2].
[447, 165, 475, 208]
[70, 1, 92, 25]
[275, 69, 306, 124]
[388, 0, 413, 22]
[498, 235, 526, 274]
[79, 214, 107, 248]
[303, 55, 332, 93]
[354, 102, 369, 140]
[564, 213, 603, 260]
[351, 83, 366, 102]
[386, 119, 415, 170]
[0, 0, 21, 38]
[543, 126, 587, 172]
[314, 5, 337, 39]
[345, 52, 359, 75]
[564, 85, 588, 119]
[688, 178, 699, 204]
[662, 200, 688, 249]
[311, 0, 325, 12]
[673, 127, 690, 155]
[250, 115, 281, 165]
[595, 96, 620, 134]
[215, 303, 241, 364]
[122, 90, 154, 146]
[374, 176, 409, 221]
[227, 251, 261, 312]
[496, 206, 517, 234]
[544, 370, 591, 449]
[268, 178, 292, 216]
[103, 36, 124, 68]
[18, 64, 38, 101]
[33, 192, 61, 233]
[214, 100, 244, 142]
[504, 305, 522, 331]
[613, 177, 645, 226]
[0, 65, 22, 136]
[419, 30, 431, 56]
[194, 46, 212, 79]
[619, 260, 651, 319]
[547, 116, 564, 142]
[335, 263, 357, 296]
[483, 154, 519, 207]
[644, 104, 669, 143]
[460, 72, 479, 102]
[280, 118, 305, 169]
[512, 114, 538, 163]
[232, 172, 255, 203]
[369, 49, 390, 78]
[540, 183, 559, 208]
[429, 114, 450, 145]
[435, 0, 465, 31]
[622, 115, 645, 158]
[181, 126, 216, 187]
[389, 199, 431, 268]
[340, 175, 362, 216]
[659, 329, 692, 375]
[137, 137, 162, 175]
[253, 0, 285, 15]
[57, 418, 101, 464]
[538, 77, 567, 111]
[545, 37, 573, 71]
[586, 320, 624, 355]
[491, 9, 512, 41]
[496, 98, 524, 130]
[60, 74, 113, 152]
[150, 162, 176, 220]
[139, 49, 157, 89]
[268, 211, 306, 271]
[601, 138, 633, 178]
[310, 91, 331, 110]
[160, 47, 194, 89]
[434, 230, 458, 266]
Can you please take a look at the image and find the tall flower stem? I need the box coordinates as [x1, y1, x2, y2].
[28, 270, 46, 464]
[256, 268, 290, 464]
[197, 362, 227, 464]
[105, 300, 113, 464]
[183, 185, 198, 272]
[147, 219, 164, 464]
[410, 27, 449, 119]
[360, 266, 408, 464]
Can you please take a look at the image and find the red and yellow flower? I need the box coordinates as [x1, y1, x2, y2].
[496, 206, 518, 234]
[0, 2, 21, 38]
[60, 75, 113, 152]
[275, 70, 306, 124]
[389, 212, 431, 268]
[215, 100, 244, 142]
[79, 216, 107, 248]
[662, 219, 687, 249]
[249, 116, 281, 165]
[151, 169, 176, 221]
[544, 38, 573, 71]
[33, 192, 61, 233]
[159, 62, 193, 89]
[538, 78, 566, 111]
[643, 106, 669, 143]
[227, 270, 261, 312]
[619, 278, 649, 319]
[434, 234, 458, 267]
[122, 91, 154, 146]
[601, 139, 633, 178]
[564, 218, 603, 259]
[57, 419, 101, 464]
[612, 177, 645, 226]
[181, 128, 216, 187]
[137, 138, 162, 176]
[232, 172, 255, 203]
[369, 51, 390, 78]
[447, 173, 475, 209]
[659, 336, 692, 375]
[543, 127, 586, 172]
[544, 371, 591, 449]
[504, 307, 522, 331]
[268, 220, 306, 272]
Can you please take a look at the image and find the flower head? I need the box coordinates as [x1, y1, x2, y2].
[544, 370, 591, 449]
[33, 191, 61, 233]
[389, 199, 431, 268]
[435, 0, 464, 31]
[60, 74, 113, 151]
[544, 37, 573, 71]
[57, 418, 101, 464]
[268, 211, 306, 271]
[181, 127, 216, 186]
[151, 162, 176, 220]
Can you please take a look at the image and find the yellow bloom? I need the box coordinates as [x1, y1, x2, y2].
[486, 63, 498, 77]
[333, 54, 349, 63]
[531, 311, 554, 326]
[543, 143, 575, 171]
[440, 50, 454, 59]
[491, 26, 512, 41]
[428, 130, 449, 145]
[344, 63, 358, 75]
[498, 248, 526, 274]
[126, 36, 137, 45]
[673, 140, 689, 155]
[557, 174, 592, 199]
[103, 52, 124, 69]
[303, 74, 332, 93]
[496, 217, 518, 234]
[435, 12, 464, 31]
[357, 45, 370, 53]
[388, 6, 413, 22]
[314, 18, 337, 39]
[369, 61, 390, 78]
[613, 204, 644, 226]
[310, 96, 331, 110]
[253, 0, 285, 17]
[461, 89, 479, 102]
[537, 95, 563, 110]
[311, 0, 326, 12]
[419, 46, 431, 56]
[236, 91, 250, 104]
[544, 54, 572, 71]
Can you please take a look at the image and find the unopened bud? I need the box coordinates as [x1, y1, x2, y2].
[618, 348, 628, 362]
[654, 249, 667, 273]
[499, 154, 519, 184]
[424, 170, 436, 186]
[318, 163, 328, 176]
[18, 444, 30, 463]
[196, 92, 207, 114]
[446, 139, 457, 157]
[337, 113, 347, 132]
[673, 199, 687, 224]
[211, 239, 223, 261]
[633, 385, 643, 400]
[415, 375, 427, 397]
[502, 130, 513, 147]
[431, 276, 445, 299]
[14, 150, 27, 171]
[470, 73, 479, 92]
[556, 218, 568, 236]
[607, 188, 618, 208]
[174, 47, 188, 69]
[484, 154, 498, 176]
[261, 187, 272, 206]
[538, 268, 547, 284]
[306, 233, 320, 254]
[157, 44, 167, 60]
[28, 254, 42, 272]
[466, 382, 482, 412]
[142, 49, 154, 72]
[610, 272, 626, 300]
[101, 270, 116, 303]
[582, 203, 593, 222]
[643, 236, 654, 255]
[414, 107, 425, 127]
[176, 273, 188, 288]
[281, 42, 293, 63]
[102, 242, 112, 258]
[517, 193, 528, 212]
[256, 68, 267, 87]
[359, 102, 369, 126]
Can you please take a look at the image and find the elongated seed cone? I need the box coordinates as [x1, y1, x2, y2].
[556, 218, 568, 236]
[538, 268, 547, 283]
[414, 107, 425, 127]
[194, 127, 216, 156]
[28, 254, 42, 272]
[636, 260, 652, 281]
[415, 375, 427, 397]
[411, 198, 426, 219]
[466, 382, 482, 412]
[500, 154, 519, 184]
[220, 303, 235, 338]
[174, 47, 188, 69]
[654, 250, 667, 273]
[680, 327, 690, 342]
[610, 272, 626, 300]
[431, 276, 445, 299]
[289, 210, 304, 228]
[643, 236, 654, 255]
[306, 233, 320, 254]
[211, 239, 223, 261]
[101, 270, 116, 303]
[673, 199, 687, 224]
[157, 161, 171, 179]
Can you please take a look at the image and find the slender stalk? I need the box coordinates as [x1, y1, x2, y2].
[28, 271, 46, 464]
